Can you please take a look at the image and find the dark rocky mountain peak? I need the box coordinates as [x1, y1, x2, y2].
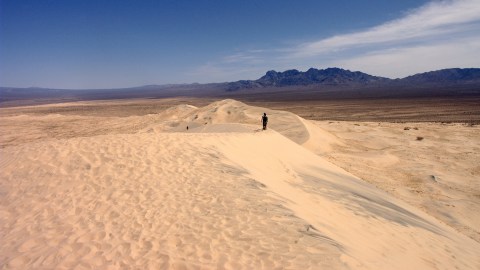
[254, 67, 389, 87]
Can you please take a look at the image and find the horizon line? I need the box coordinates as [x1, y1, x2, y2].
[1, 66, 478, 90]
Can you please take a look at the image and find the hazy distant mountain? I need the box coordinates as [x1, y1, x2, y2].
[1, 67, 479, 105]
[399, 68, 480, 84]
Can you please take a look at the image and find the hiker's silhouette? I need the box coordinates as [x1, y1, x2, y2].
[262, 113, 268, 130]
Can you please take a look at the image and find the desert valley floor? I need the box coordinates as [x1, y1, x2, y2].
[0, 98, 479, 269]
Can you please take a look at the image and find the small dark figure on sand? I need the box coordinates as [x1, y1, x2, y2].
[262, 113, 268, 130]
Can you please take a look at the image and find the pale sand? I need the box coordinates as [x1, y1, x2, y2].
[1, 99, 479, 269]
[312, 121, 480, 242]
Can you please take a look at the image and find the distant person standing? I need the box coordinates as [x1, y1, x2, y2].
[262, 113, 268, 130]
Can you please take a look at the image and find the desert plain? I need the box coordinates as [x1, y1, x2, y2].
[0, 97, 479, 269]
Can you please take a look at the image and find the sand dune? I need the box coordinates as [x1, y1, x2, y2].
[1, 99, 479, 269]
[313, 121, 480, 242]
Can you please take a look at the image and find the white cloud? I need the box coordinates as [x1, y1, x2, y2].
[290, 0, 480, 58]
[191, 0, 480, 81]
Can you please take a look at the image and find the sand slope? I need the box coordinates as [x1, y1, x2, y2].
[313, 121, 480, 242]
[1, 99, 479, 269]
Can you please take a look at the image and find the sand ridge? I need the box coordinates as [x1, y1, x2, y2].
[216, 128, 479, 269]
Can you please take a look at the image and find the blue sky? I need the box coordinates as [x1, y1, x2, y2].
[0, 0, 479, 89]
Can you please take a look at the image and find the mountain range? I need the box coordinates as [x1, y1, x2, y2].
[226, 67, 480, 90]
[227, 67, 391, 90]
[1, 67, 480, 105]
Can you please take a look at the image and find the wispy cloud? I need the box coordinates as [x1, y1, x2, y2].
[289, 0, 480, 58]
[188, 50, 272, 83]
[190, 0, 480, 81]
[187, 61, 267, 83]
[222, 51, 264, 64]
[335, 36, 480, 78]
